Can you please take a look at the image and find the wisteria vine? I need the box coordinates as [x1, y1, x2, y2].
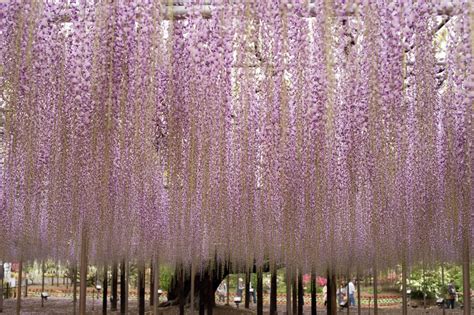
[0, 0, 472, 275]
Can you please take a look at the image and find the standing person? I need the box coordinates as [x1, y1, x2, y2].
[237, 278, 244, 298]
[348, 279, 356, 307]
[249, 281, 257, 303]
[447, 281, 456, 309]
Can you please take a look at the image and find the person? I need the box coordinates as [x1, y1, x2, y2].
[217, 281, 227, 302]
[249, 281, 257, 303]
[237, 277, 244, 298]
[348, 279, 356, 307]
[447, 281, 456, 309]
[337, 281, 348, 308]
[323, 285, 328, 306]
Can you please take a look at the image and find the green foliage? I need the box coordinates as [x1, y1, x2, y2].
[158, 265, 174, 291]
[400, 264, 464, 300]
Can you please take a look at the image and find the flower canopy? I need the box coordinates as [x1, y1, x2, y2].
[0, 0, 472, 274]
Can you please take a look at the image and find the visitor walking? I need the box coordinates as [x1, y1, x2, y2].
[348, 279, 356, 307]
[447, 281, 456, 309]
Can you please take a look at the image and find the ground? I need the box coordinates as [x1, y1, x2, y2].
[0, 297, 469, 314]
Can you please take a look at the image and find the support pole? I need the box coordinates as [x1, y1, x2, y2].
[138, 263, 145, 315]
[102, 265, 108, 315]
[292, 273, 297, 315]
[226, 274, 230, 306]
[79, 236, 88, 315]
[0, 262, 3, 313]
[73, 265, 77, 315]
[463, 244, 471, 315]
[402, 262, 408, 315]
[153, 258, 159, 315]
[327, 272, 337, 315]
[111, 263, 118, 311]
[310, 272, 316, 315]
[120, 260, 127, 314]
[24, 267, 27, 298]
[270, 267, 277, 315]
[297, 271, 304, 315]
[179, 267, 185, 315]
[244, 272, 250, 309]
[257, 269, 263, 315]
[357, 274, 361, 315]
[16, 260, 22, 315]
[286, 268, 292, 315]
[190, 262, 195, 315]
[206, 269, 213, 315]
[373, 268, 378, 315]
[41, 261, 45, 308]
[150, 263, 154, 307]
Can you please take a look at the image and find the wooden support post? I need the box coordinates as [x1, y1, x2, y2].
[357, 274, 361, 315]
[190, 262, 195, 315]
[402, 262, 407, 315]
[24, 277, 27, 298]
[226, 274, 230, 306]
[0, 262, 4, 313]
[206, 270, 213, 315]
[179, 267, 185, 315]
[373, 268, 378, 315]
[73, 265, 77, 314]
[102, 265, 108, 315]
[310, 272, 316, 315]
[347, 277, 350, 315]
[292, 273, 297, 315]
[79, 236, 88, 315]
[120, 260, 127, 314]
[257, 269, 263, 315]
[244, 272, 250, 309]
[286, 268, 292, 315]
[16, 260, 22, 315]
[111, 263, 118, 311]
[153, 258, 159, 315]
[297, 271, 304, 315]
[199, 272, 205, 315]
[138, 263, 145, 315]
[463, 244, 471, 315]
[150, 263, 154, 307]
[270, 267, 277, 315]
[327, 272, 337, 315]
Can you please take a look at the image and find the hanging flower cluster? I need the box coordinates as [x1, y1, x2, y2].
[0, 0, 472, 274]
